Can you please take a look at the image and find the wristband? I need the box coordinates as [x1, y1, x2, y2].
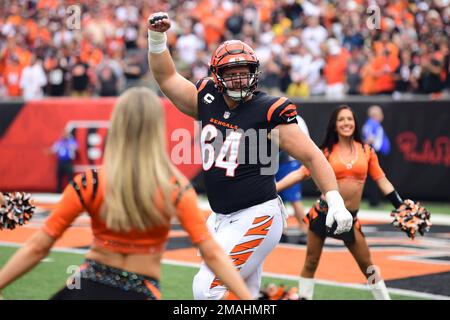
[148, 30, 167, 54]
[385, 190, 403, 209]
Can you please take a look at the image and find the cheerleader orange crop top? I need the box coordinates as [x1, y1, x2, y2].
[301, 142, 385, 182]
[42, 168, 211, 254]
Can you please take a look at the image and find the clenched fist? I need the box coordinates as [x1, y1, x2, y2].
[148, 12, 171, 33]
[325, 190, 353, 235]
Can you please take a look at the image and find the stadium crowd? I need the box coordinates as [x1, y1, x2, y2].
[0, 0, 449, 100]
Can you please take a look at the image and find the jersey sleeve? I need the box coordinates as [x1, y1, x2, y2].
[367, 145, 386, 181]
[42, 174, 87, 239]
[195, 77, 212, 94]
[174, 184, 212, 245]
[266, 97, 298, 128]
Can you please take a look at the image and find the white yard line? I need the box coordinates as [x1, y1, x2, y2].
[161, 258, 450, 300]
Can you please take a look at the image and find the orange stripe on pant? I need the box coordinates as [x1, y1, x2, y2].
[230, 238, 264, 254]
[245, 216, 274, 236]
[252, 215, 270, 225]
[209, 215, 273, 289]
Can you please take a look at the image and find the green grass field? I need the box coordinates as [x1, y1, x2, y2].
[0, 246, 424, 300]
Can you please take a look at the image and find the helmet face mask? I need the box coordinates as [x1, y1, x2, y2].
[210, 40, 260, 102]
[216, 63, 259, 101]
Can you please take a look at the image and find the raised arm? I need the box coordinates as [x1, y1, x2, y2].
[147, 12, 198, 118]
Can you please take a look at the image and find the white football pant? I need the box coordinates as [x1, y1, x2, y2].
[193, 197, 286, 300]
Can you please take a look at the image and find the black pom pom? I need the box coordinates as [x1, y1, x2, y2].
[390, 200, 432, 240]
[0, 192, 36, 230]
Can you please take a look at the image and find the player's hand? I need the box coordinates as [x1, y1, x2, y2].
[325, 190, 353, 235]
[148, 12, 171, 33]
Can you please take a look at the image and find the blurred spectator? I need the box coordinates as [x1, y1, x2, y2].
[371, 48, 399, 95]
[96, 54, 124, 94]
[346, 48, 365, 95]
[363, 105, 391, 207]
[287, 74, 310, 98]
[419, 44, 445, 94]
[301, 16, 328, 57]
[45, 55, 68, 97]
[51, 130, 78, 193]
[53, 24, 74, 48]
[259, 52, 282, 95]
[302, 0, 322, 17]
[97, 65, 118, 96]
[306, 53, 326, 96]
[225, 3, 244, 38]
[2, 55, 22, 97]
[278, 51, 293, 94]
[70, 56, 91, 96]
[20, 54, 47, 101]
[342, 25, 364, 51]
[176, 24, 205, 65]
[394, 50, 419, 95]
[191, 51, 209, 83]
[0, 0, 449, 99]
[360, 49, 377, 95]
[363, 105, 391, 156]
[123, 50, 146, 89]
[324, 39, 348, 98]
[0, 76, 8, 98]
[123, 22, 139, 50]
[288, 40, 312, 87]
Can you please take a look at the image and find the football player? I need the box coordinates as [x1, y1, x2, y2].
[147, 12, 353, 300]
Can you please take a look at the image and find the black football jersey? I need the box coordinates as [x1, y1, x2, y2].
[196, 78, 298, 214]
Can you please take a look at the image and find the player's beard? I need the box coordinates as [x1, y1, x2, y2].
[222, 74, 256, 101]
[226, 87, 251, 101]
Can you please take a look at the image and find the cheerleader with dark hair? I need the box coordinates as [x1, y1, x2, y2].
[277, 105, 430, 300]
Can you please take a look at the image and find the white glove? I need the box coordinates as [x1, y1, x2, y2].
[325, 190, 353, 235]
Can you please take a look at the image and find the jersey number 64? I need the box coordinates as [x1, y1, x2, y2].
[200, 124, 242, 177]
